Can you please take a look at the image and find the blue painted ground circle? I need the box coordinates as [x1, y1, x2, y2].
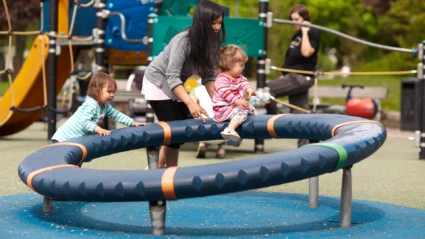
[1, 192, 424, 238]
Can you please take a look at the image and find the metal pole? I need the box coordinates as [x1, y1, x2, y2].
[415, 61, 423, 150]
[93, 0, 108, 128]
[419, 42, 425, 159]
[153, 0, 162, 14]
[94, 0, 107, 72]
[340, 166, 352, 228]
[146, 13, 164, 235]
[308, 176, 319, 208]
[46, 0, 58, 200]
[145, 14, 157, 124]
[147, 146, 166, 235]
[254, 0, 268, 153]
[308, 139, 319, 208]
[273, 19, 414, 53]
[146, 104, 155, 123]
[47, 0, 58, 140]
[43, 196, 53, 214]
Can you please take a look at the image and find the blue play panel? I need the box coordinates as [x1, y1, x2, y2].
[1, 191, 424, 238]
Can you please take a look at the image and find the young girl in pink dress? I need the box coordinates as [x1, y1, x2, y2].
[212, 44, 257, 142]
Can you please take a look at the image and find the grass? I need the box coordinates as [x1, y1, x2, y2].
[311, 75, 404, 112]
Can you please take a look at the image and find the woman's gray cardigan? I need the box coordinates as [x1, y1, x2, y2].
[144, 30, 216, 101]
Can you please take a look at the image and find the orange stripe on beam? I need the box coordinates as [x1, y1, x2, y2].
[157, 121, 172, 145]
[161, 166, 179, 200]
[331, 120, 383, 137]
[267, 114, 287, 138]
[26, 164, 79, 193]
[43, 143, 87, 166]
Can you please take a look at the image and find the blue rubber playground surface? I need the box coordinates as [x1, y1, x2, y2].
[1, 191, 425, 238]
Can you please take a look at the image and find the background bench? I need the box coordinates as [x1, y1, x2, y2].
[308, 85, 389, 120]
[308, 85, 388, 99]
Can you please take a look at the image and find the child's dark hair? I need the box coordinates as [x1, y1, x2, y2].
[188, 0, 226, 76]
[217, 44, 248, 71]
[87, 72, 117, 103]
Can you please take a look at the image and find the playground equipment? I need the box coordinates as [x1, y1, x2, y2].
[0, 0, 266, 140]
[18, 114, 386, 234]
[342, 83, 379, 119]
[0, 36, 73, 136]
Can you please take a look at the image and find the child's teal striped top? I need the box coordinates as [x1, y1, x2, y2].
[52, 97, 133, 142]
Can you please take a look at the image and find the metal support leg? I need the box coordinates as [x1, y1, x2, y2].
[340, 166, 352, 228]
[43, 197, 53, 214]
[308, 139, 319, 208]
[146, 103, 155, 123]
[308, 176, 319, 208]
[149, 200, 166, 235]
[147, 146, 160, 169]
[146, 146, 166, 235]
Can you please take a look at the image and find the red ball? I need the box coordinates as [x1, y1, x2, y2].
[345, 98, 377, 119]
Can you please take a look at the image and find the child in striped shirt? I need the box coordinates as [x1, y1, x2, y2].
[212, 44, 257, 142]
[52, 72, 146, 142]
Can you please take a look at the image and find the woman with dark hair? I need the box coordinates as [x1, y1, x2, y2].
[142, 0, 226, 168]
[267, 4, 320, 147]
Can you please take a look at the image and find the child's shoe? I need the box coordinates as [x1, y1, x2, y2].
[220, 127, 241, 142]
[196, 143, 207, 158]
[215, 143, 226, 159]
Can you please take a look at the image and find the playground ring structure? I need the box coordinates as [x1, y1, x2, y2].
[18, 114, 385, 202]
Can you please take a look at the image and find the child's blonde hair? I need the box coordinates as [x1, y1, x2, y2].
[87, 72, 117, 103]
[217, 44, 248, 71]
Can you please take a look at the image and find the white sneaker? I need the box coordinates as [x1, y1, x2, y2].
[220, 127, 241, 142]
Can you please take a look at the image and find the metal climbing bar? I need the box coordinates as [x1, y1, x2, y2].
[271, 66, 417, 76]
[273, 18, 415, 53]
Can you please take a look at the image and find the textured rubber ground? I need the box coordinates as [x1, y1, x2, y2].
[1, 192, 424, 238]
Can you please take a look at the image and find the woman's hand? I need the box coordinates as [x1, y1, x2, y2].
[187, 102, 209, 122]
[95, 126, 111, 136]
[301, 20, 311, 34]
[173, 84, 208, 122]
[300, 20, 315, 57]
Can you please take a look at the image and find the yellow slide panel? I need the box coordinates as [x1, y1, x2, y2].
[0, 35, 72, 136]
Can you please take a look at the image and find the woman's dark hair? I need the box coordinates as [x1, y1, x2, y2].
[188, 0, 226, 75]
[289, 4, 310, 21]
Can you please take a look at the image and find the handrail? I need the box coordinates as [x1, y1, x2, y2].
[273, 18, 415, 53]
[108, 12, 148, 44]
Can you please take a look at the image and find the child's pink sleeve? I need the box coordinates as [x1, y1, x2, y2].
[215, 76, 241, 103]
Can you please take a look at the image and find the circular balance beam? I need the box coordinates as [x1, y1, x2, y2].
[18, 114, 386, 201]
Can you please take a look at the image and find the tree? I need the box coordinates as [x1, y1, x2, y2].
[0, 0, 40, 79]
[214, 0, 382, 75]
[379, 0, 425, 48]
[362, 0, 392, 15]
